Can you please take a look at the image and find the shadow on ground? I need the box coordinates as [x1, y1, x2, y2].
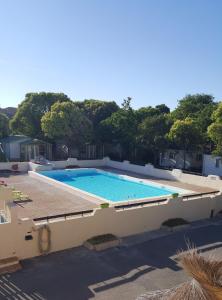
[0, 222, 222, 300]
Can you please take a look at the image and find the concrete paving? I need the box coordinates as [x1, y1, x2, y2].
[0, 168, 216, 220]
[1, 173, 99, 219]
[0, 219, 222, 300]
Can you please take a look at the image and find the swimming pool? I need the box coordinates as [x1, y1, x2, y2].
[39, 169, 189, 202]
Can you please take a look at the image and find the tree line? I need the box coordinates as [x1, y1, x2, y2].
[0, 92, 222, 165]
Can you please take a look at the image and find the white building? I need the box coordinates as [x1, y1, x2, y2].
[202, 154, 222, 177]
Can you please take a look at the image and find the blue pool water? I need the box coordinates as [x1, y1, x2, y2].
[40, 169, 180, 202]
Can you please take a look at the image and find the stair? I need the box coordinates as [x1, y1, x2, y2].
[0, 257, 21, 275]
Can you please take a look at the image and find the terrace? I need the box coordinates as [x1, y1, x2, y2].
[0, 165, 216, 221]
[0, 158, 222, 271]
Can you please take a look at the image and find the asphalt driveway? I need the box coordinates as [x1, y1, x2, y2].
[0, 219, 222, 300]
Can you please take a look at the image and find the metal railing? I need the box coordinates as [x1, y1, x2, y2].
[33, 209, 94, 223]
[182, 190, 220, 200]
[114, 198, 168, 210]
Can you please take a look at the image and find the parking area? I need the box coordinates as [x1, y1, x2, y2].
[0, 219, 222, 300]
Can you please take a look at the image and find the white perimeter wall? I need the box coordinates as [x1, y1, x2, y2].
[105, 159, 222, 190]
[1, 157, 222, 190]
[1, 192, 222, 260]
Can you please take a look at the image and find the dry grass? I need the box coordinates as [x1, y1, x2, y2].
[170, 248, 222, 300]
[137, 248, 222, 300]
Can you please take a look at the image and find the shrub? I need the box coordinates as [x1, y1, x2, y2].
[100, 203, 109, 209]
[162, 218, 189, 227]
[87, 234, 117, 245]
[172, 193, 179, 198]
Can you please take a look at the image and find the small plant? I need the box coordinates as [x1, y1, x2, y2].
[87, 234, 117, 245]
[162, 218, 189, 227]
[100, 203, 109, 209]
[172, 192, 179, 198]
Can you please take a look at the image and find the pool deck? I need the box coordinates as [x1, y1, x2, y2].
[0, 168, 216, 220]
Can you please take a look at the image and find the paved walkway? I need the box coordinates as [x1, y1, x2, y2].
[0, 219, 222, 300]
[2, 173, 99, 219]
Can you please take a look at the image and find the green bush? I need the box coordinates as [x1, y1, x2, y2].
[172, 193, 179, 199]
[100, 203, 109, 209]
[162, 218, 189, 227]
[87, 234, 117, 245]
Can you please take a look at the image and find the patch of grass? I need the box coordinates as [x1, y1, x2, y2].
[162, 218, 189, 228]
[172, 193, 179, 198]
[87, 234, 117, 245]
[100, 203, 109, 209]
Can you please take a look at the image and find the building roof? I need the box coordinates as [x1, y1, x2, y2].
[20, 139, 50, 145]
[0, 135, 51, 145]
[0, 135, 30, 143]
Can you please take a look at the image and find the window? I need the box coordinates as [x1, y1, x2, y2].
[169, 152, 175, 159]
[215, 158, 221, 168]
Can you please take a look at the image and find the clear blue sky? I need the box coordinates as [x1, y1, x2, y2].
[0, 0, 221, 109]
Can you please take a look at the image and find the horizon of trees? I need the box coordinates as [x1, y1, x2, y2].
[0, 92, 222, 166]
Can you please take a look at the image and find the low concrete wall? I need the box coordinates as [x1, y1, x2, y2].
[105, 159, 222, 190]
[51, 158, 106, 169]
[0, 158, 106, 173]
[1, 158, 222, 190]
[1, 187, 222, 261]
[106, 159, 175, 180]
[0, 162, 29, 172]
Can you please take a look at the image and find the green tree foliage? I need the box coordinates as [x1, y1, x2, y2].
[135, 104, 170, 123]
[0, 113, 10, 138]
[75, 99, 119, 126]
[155, 104, 170, 114]
[139, 114, 172, 164]
[208, 102, 222, 156]
[171, 94, 217, 133]
[168, 118, 203, 168]
[10, 92, 71, 138]
[99, 98, 137, 156]
[41, 102, 93, 154]
[172, 94, 215, 120]
[74, 99, 119, 142]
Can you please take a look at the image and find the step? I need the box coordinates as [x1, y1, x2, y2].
[0, 257, 21, 275]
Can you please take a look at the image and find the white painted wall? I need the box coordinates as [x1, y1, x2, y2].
[105, 159, 222, 190]
[1, 191, 222, 260]
[1, 157, 222, 190]
[203, 154, 222, 176]
[0, 162, 29, 172]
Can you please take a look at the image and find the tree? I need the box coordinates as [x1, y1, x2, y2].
[155, 104, 170, 114]
[10, 92, 71, 138]
[74, 99, 119, 142]
[139, 114, 172, 164]
[41, 101, 92, 155]
[172, 94, 215, 121]
[207, 102, 222, 156]
[135, 104, 170, 123]
[168, 118, 203, 169]
[75, 99, 119, 125]
[0, 113, 9, 138]
[99, 97, 138, 158]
